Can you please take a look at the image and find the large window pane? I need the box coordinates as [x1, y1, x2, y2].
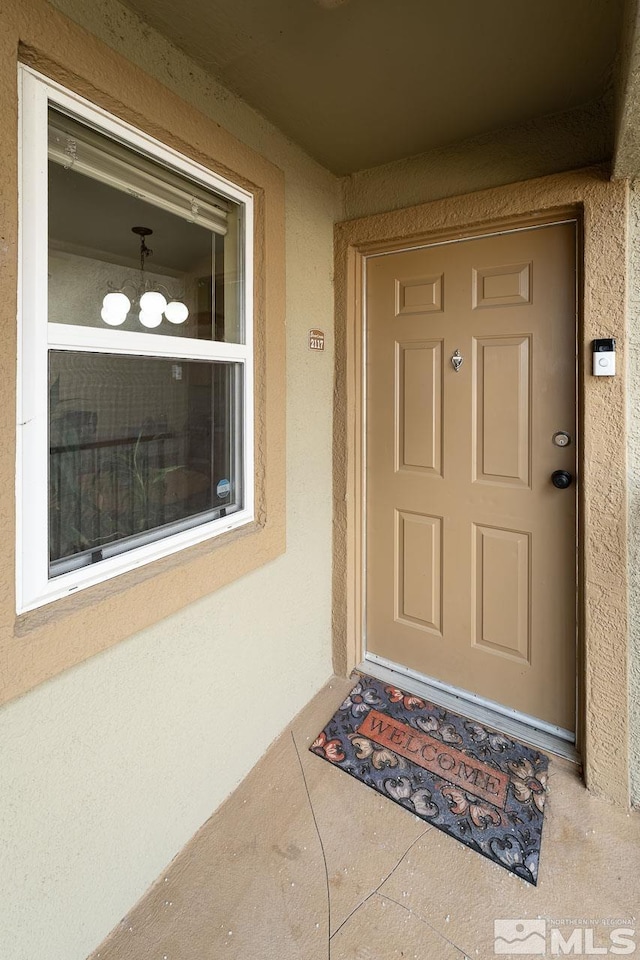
[48, 109, 243, 343]
[49, 352, 242, 575]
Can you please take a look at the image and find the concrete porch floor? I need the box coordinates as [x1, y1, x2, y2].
[90, 677, 640, 960]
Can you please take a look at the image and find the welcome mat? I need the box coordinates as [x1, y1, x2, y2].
[311, 675, 549, 885]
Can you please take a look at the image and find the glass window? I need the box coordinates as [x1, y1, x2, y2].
[49, 353, 242, 575]
[18, 67, 254, 611]
[48, 110, 244, 343]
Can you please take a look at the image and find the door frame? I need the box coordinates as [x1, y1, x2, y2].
[332, 167, 630, 806]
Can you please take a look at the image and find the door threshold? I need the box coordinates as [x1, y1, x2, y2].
[359, 653, 580, 763]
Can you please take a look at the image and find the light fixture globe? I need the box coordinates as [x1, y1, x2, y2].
[139, 309, 162, 329]
[140, 291, 168, 314]
[101, 293, 129, 326]
[101, 306, 127, 326]
[101, 291, 130, 325]
[103, 291, 131, 314]
[164, 300, 189, 324]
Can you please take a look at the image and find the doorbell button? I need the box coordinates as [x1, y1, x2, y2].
[593, 353, 615, 376]
[592, 337, 616, 377]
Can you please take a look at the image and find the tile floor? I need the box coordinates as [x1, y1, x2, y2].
[90, 677, 640, 960]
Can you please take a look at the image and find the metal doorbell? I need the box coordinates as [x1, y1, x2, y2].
[592, 338, 616, 376]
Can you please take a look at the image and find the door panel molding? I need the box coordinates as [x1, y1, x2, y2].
[395, 275, 443, 315]
[395, 339, 443, 475]
[472, 261, 532, 309]
[395, 509, 443, 635]
[472, 334, 531, 487]
[333, 168, 630, 805]
[471, 523, 531, 663]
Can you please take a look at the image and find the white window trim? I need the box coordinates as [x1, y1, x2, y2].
[17, 64, 255, 613]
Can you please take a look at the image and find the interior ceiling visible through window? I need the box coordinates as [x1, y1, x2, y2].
[49, 163, 212, 273]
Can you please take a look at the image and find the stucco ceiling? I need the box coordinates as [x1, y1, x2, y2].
[121, 0, 624, 175]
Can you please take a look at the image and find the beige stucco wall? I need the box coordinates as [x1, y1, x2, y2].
[342, 98, 612, 220]
[0, 2, 340, 958]
[628, 181, 640, 806]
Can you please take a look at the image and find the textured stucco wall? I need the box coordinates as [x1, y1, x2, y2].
[628, 181, 640, 806]
[0, 2, 340, 959]
[342, 98, 613, 220]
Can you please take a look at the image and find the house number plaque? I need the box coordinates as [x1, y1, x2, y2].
[309, 329, 325, 351]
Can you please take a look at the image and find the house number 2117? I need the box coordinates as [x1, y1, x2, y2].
[309, 329, 325, 351]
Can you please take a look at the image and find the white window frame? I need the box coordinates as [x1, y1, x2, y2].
[17, 65, 255, 613]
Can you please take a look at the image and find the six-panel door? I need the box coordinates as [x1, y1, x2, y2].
[365, 223, 577, 732]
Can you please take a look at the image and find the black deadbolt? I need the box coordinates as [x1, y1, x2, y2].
[551, 470, 573, 489]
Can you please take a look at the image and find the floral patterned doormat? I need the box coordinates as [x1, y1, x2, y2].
[311, 675, 549, 885]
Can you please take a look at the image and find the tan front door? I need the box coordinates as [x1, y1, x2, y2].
[365, 222, 577, 732]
